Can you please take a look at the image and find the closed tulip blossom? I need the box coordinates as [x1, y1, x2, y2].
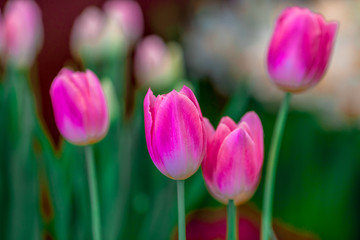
[202, 112, 264, 205]
[70, 7, 104, 61]
[144, 86, 206, 180]
[50, 68, 109, 145]
[135, 35, 171, 88]
[135, 35, 184, 89]
[3, 0, 43, 67]
[71, 6, 126, 62]
[267, 7, 338, 93]
[104, 0, 144, 46]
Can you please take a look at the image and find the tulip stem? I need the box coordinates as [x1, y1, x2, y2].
[177, 180, 186, 240]
[261, 92, 292, 240]
[227, 200, 237, 240]
[85, 146, 102, 240]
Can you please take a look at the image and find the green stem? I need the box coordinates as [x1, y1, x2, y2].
[227, 200, 237, 240]
[85, 146, 102, 240]
[177, 180, 186, 240]
[261, 92, 292, 240]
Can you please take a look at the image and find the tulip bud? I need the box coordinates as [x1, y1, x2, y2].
[70, 6, 126, 62]
[144, 86, 206, 180]
[103, 0, 144, 46]
[135, 35, 183, 89]
[267, 7, 338, 93]
[202, 112, 264, 205]
[50, 68, 109, 145]
[3, 0, 43, 68]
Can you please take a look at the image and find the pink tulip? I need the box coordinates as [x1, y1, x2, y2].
[3, 0, 43, 67]
[70, 6, 104, 60]
[267, 7, 338, 93]
[202, 112, 264, 205]
[135, 35, 174, 88]
[104, 0, 144, 45]
[144, 86, 206, 180]
[50, 68, 109, 145]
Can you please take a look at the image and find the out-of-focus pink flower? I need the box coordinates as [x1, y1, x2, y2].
[267, 7, 338, 93]
[70, 6, 104, 61]
[172, 204, 318, 240]
[144, 86, 206, 180]
[3, 0, 43, 68]
[104, 0, 144, 45]
[202, 112, 263, 205]
[135, 35, 182, 88]
[71, 6, 126, 62]
[50, 68, 109, 145]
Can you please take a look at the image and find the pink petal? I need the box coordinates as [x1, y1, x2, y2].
[50, 74, 87, 144]
[214, 127, 257, 200]
[144, 88, 167, 174]
[202, 123, 232, 184]
[311, 20, 338, 82]
[152, 90, 204, 179]
[240, 111, 264, 173]
[203, 117, 215, 140]
[84, 70, 109, 142]
[218, 116, 237, 131]
[179, 85, 202, 116]
[202, 122, 233, 203]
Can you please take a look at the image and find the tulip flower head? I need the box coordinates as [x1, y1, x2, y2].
[267, 7, 338, 93]
[50, 68, 109, 145]
[71, 6, 126, 62]
[144, 86, 206, 180]
[103, 0, 144, 46]
[202, 112, 264, 205]
[3, 0, 43, 68]
[135, 35, 183, 89]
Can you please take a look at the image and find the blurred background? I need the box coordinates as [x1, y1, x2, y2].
[1, 0, 360, 239]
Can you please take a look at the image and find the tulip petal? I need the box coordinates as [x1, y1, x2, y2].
[311, 20, 338, 82]
[203, 117, 215, 140]
[202, 123, 232, 184]
[144, 88, 168, 175]
[202, 122, 234, 203]
[214, 127, 256, 200]
[50, 75, 87, 144]
[153, 90, 204, 179]
[84, 70, 109, 141]
[240, 111, 264, 173]
[179, 85, 202, 116]
[219, 116, 237, 131]
[268, 12, 308, 88]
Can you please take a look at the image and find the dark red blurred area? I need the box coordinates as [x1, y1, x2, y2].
[172, 204, 318, 240]
[1, 0, 190, 144]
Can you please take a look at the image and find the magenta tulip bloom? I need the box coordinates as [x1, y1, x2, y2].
[3, 0, 43, 67]
[202, 112, 264, 205]
[144, 86, 206, 180]
[50, 68, 109, 145]
[267, 7, 338, 93]
[104, 0, 144, 45]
